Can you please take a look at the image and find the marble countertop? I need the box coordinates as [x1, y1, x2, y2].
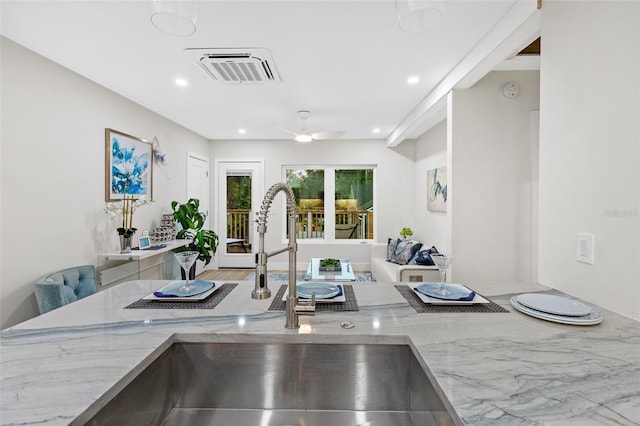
[1, 280, 639, 425]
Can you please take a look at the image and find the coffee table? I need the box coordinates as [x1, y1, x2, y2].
[305, 258, 356, 281]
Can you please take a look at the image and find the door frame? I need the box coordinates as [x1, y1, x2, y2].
[215, 159, 264, 268]
[186, 152, 211, 274]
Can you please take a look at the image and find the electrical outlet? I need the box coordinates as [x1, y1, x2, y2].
[576, 233, 594, 264]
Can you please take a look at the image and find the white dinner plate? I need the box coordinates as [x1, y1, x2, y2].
[510, 296, 602, 325]
[410, 283, 490, 305]
[283, 284, 346, 303]
[143, 280, 219, 302]
[297, 282, 341, 299]
[516, 293, 592, 317]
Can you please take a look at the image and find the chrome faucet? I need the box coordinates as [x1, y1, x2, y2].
[252, 182, 315, 329]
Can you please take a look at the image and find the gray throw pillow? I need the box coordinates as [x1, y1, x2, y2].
[386, 238, 400, 261]
[390, 240, 423, 265]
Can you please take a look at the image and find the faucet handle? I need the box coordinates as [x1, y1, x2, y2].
[296, 292, 316, 315]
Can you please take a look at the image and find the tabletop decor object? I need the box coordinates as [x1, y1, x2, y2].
[319, 258, 341, 272]
[510, 293, 603, 325]
[104, 188, 153, 253]
[269, 284, 359, 312]
[430, 253, 453, 296]
[125, 283, 238, 310]
[171, 198, 219, 279]
[399, 227, 413, 239]
[173, 251, 200, 293]
[395, 285, 508, 313]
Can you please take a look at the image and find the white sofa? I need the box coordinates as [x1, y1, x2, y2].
[370, 243, 440, 282]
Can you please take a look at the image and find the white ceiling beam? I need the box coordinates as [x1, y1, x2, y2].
[387, 0, 541, 147]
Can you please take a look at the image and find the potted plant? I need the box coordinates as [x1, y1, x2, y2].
[400, 227, 413, 239]
[171, 198, 219, 279]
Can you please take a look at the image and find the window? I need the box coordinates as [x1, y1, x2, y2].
[285, 166, 375, 241]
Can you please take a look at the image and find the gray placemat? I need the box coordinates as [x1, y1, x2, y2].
[395, 285, 509, 313]
[124, 283, 238, 310]
[268, 284, 359, 312]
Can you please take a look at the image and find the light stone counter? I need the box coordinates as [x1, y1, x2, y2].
[1, 280, 639, 425]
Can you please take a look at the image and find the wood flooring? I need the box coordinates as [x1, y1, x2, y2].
[197, 269, 252, 281]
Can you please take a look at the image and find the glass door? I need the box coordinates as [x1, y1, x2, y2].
[217, 161, 263, 268]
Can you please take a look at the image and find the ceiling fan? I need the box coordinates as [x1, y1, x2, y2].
[276, 110, 346, 142]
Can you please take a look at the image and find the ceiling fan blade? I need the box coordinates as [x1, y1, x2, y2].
[311, 131, 346, 140]
[274, 123, 298, 137]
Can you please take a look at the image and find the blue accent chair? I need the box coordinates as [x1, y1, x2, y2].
[34, 265, 98, 314]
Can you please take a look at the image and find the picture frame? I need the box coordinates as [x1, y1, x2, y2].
[427, 167, 447, 213]
[105, 128, 153, 201]
[138, 236, 151, 250]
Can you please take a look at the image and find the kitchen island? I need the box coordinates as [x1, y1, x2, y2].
[1, 280, 639, 425]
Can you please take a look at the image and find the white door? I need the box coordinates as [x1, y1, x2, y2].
[187, 153, 210, 227]
[187, 153, 211, 274]
[217, 161, 263, 268]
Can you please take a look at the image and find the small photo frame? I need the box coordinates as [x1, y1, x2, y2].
[105, 128, 153, 201]
[138, 236, 151, 250]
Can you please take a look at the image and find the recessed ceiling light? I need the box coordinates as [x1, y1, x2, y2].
[238, 128, 247, 135]
[372, 128, 381, 134]
[175, 78, 188, 87]
[407, 76, 420, 85]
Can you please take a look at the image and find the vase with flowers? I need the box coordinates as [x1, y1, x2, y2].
[105, 190, 153, 253]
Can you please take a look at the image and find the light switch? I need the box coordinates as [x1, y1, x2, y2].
[576, 233, 594, 264]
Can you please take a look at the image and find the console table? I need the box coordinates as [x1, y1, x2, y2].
[97, 239, 190, 289]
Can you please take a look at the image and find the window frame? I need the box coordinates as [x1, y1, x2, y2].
[282, 164, 376, 244]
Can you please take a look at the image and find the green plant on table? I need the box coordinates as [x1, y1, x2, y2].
[320, 258, 341, 268]
[400, 227, 414, 239]
[171, 198, 219, 266]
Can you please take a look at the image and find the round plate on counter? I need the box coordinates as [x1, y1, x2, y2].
[515, 293, 592, 317]
[510, 296, 602, 325]
[297, 282, 341, 299]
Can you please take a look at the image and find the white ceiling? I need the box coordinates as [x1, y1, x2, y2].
[0, 0, 540, 145]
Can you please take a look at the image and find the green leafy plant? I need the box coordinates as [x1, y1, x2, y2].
[400, 227, 414, 238]
[320, 258, 340, 268]
[171, 198, 219, 267]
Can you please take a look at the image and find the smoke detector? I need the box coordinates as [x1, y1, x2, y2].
[185, 48, 281, 84]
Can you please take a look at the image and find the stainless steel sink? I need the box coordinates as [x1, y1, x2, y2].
[83, 339, 459, 425]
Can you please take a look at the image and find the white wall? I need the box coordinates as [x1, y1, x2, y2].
[210, 139, 417, 270]
[538, 2, 640, 319]
[415, 120, 449, 251]
[449, 70, 540, 288]
[0, 38, 210, 329]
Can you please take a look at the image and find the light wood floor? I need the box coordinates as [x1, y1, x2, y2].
[197, 269, 253, 281]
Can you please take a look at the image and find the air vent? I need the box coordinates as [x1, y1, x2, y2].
[185, 48, 281, 84]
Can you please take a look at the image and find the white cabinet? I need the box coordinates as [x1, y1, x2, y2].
[97, 240, 190, 289]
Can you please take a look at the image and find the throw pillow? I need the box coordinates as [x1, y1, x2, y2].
[386, 238, 400, 261]
[410, 246, 439, 266]
[390, 240, 423, 265]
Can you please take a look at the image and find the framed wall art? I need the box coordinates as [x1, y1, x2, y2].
[427, 167, 447, 213]
[105, 128, 153, 201]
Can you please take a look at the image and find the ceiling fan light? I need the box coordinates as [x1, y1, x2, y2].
[295, 133, 313, 143]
